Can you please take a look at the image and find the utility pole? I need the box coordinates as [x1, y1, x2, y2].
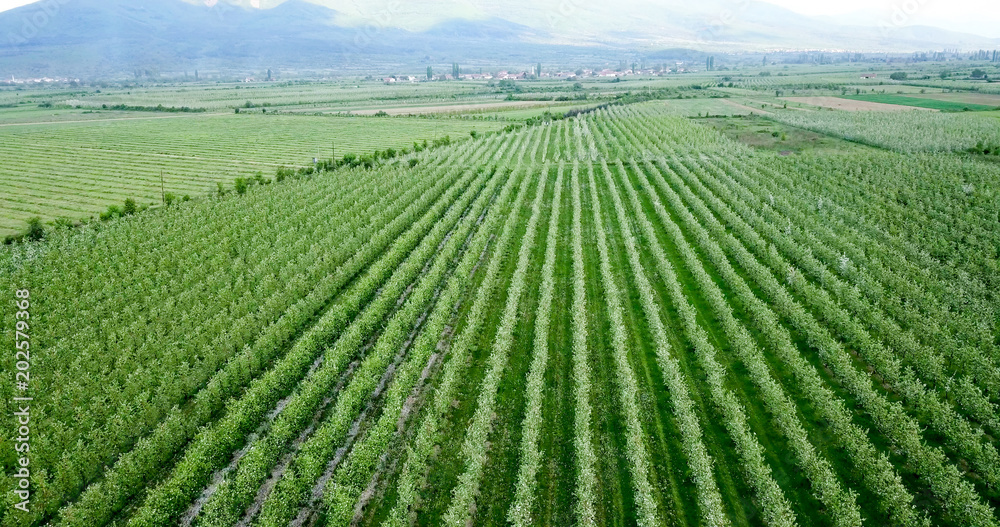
[160, 170, 166, 205]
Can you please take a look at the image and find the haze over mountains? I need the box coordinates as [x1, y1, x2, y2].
[1, 0, 998, 78]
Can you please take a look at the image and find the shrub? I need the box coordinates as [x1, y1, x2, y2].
[890, 72, 908, 80]
[123, 198, 138, 216]
[409, 158, 419, 168]
[234, 178, 248, 195]
[276, 167, 295, 182]
[26, 217, 45, 241]
[164, 193, 177, 206]
[100, 205, 122, 221]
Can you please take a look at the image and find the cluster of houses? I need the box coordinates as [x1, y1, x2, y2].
[4, 75, 80, 85]
[381, 75, 421, 83]
[382, 71, 528, 83]
[382, 64, 693, 84]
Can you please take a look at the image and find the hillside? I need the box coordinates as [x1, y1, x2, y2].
[1, 0, 999, 77]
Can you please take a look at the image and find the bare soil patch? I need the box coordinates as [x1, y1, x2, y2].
[783, 96, 936, 112]
[910, 92, 1000, 106]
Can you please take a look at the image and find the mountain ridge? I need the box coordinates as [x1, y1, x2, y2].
[0, 0, 997, 78]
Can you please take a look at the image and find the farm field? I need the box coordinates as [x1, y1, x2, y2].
[901, 79, 1000, 95]
[909, 92, 1000, 106]
[2, 81, 485, 112]
[694, 115, 870, 154]
[1, 80, 602, 117]
[764, 107, 1000, 152]
[780, 96, 935, 112]
[838, 94, 999, 112]
[3, 98, 1000, 527]
[0, 112, 503, 236]
[476, 102, 598, 120]
[346, 100, 569, 116]
[0, 108, 173, 125]
[659, 98, 760, 117]
[843, 85, 947, 94]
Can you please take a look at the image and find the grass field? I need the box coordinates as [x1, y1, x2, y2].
[765, 107, 1000, 152]
[695, 115, 871, 154]
[3, 99, 1000, 527]
[0, 79, 647, 236]
[0, 107, 167, 125]
[658, 98, 761, 117]
[2, 80, 606, 116]
[839, 93, 999, 112]
[0, 112, 504, 235]
[5, 81, 483, 112]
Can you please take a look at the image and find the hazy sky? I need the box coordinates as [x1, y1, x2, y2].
[0, 0, 997, 38]
[761, 0, 931, 16]
[763, 0, 1000, 38]
[0, 0, 35, 10]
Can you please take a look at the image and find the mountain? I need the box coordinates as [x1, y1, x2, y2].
[301, 0, 1000, 49]
[0, 0, 998, 78]
[0, 0, 569, 77]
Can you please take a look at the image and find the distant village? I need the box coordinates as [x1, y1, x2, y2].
[381, 65, 702, 85]
[5, 46, 995, 86]
[5, 75, 80, 85]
